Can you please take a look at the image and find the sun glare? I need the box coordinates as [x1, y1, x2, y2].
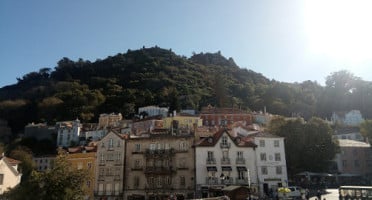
[304, 0, 372, 65]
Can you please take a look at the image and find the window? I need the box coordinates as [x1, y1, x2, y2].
[166, 176, 171, 185]
[157, 176, 163, 187]
[106, 183, 112, 193]
[275, 153, 281, 161]
[222, 136, 228, 145]
[260, 153, 267, 161]
[86, 180, 91, 187]
[207, 151, 214, 160]
[259, 140, 265, 147]
[106, 168, 113, 176]
[342, 160, 347, 167]
[180, 141, 187, 151]
[116, 152, 121, 161]
[100, 153, 104, 162]
[134, 144, 141, 152]
[98, 183, 104, 192]
[99, 168, 105, 176]
[222, 151, 229, 159]
[150, 143, 156, 150]
[115, 183, 120, 192]
[179, 158, 186, 168]
[261, 166, 268, 175]
[180, 176, 186, 187]
[276, 166, 282, 174]
[237, 151, 243, 159]
[109, 138, 114, 149]
[238, 170, 245, 180]
[274, 140, 279, 147]
[0, 174, 3, 185]
[134, 159, 141, 168]
[134, 176, 139, 188]
[355, 160, 360, 167]
[148, 177, 154, 187]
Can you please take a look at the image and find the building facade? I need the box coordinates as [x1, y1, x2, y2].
[56, 119, 82, 147]
[67, 148, 97, 200]
[124, 131, 195, 200]
[0, 156, 22, 194]
[200, 106, 252, 128]
[194, 129, 258, 199]
[94, 131, 126, 200]
[253, 132, 288, 196]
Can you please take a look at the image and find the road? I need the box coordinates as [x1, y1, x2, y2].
[309, 189, 339, 200]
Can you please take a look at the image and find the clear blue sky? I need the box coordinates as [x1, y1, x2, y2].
[1, 0, 372, 88]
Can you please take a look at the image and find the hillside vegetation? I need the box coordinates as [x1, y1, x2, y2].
[1, 46, 372, 134]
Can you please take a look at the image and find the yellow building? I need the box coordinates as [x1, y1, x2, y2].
[66, 146, 97, 200]
[163, 114, 203, 131]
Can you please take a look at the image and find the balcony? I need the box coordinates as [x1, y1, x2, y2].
[236, 158, 246, 164]
[145, 148, 175, 157]
[221, 157, 231, 165]
[206, 158, 216, 165]
[220, 142, 231, 149]
[205, 177, 219, 185]
[144, 166, 175, 175]
[221, 177, 233, 185]
[131, 166, 143, 171]
[235, 177, 249, 185]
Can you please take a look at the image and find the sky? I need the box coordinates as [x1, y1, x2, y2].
[1, 0, 372, 88]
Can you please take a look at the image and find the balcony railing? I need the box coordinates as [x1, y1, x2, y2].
[145, 148, 175, 157]
[221, 157, 230, 164]
[221, 178, 233, 185]
[131, 166, 143, 171]
[144, 166, 174, 174]
[206, 158, 216, 164]
[220, 142, 231, 149]
[236, 158, 246, 164]
[205, 177, 219, 185]
[235, 177, 249, 185]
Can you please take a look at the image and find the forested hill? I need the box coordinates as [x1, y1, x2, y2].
[1, 46, 372, 134]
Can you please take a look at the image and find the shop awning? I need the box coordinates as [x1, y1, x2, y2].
[237, 166, 247, 171]
[221, 166, 232, 171]
[207, 166, 217, 171]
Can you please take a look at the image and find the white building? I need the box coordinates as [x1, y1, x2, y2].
[253, 132, 288, 196]
[33, 155, 55, 172]
[0, 155, 22, 194]
[194, 129, 258, 198]
[138, 106, 169, 117]
[56, 119, 82, 147]
[331, 110, 364, 126]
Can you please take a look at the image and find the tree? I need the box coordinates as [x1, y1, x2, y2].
[360, 120, 372, 143]
[9, 146, 35, 182]
[269, 117, 339, 176]
[3, 150, 88, 200]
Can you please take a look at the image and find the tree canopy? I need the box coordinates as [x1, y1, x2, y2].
[0, 46, 371, 135]
[268, 117, 339, 175]
[3, 150, 88, 200]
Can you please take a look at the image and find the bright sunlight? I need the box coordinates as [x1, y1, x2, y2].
[304, 0, 372, 65]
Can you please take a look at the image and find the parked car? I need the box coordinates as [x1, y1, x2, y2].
[278, 186, 302, 199]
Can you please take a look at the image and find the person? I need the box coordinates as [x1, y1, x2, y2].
[317, 190, 321, 200]
[305, 189, 309, 200]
